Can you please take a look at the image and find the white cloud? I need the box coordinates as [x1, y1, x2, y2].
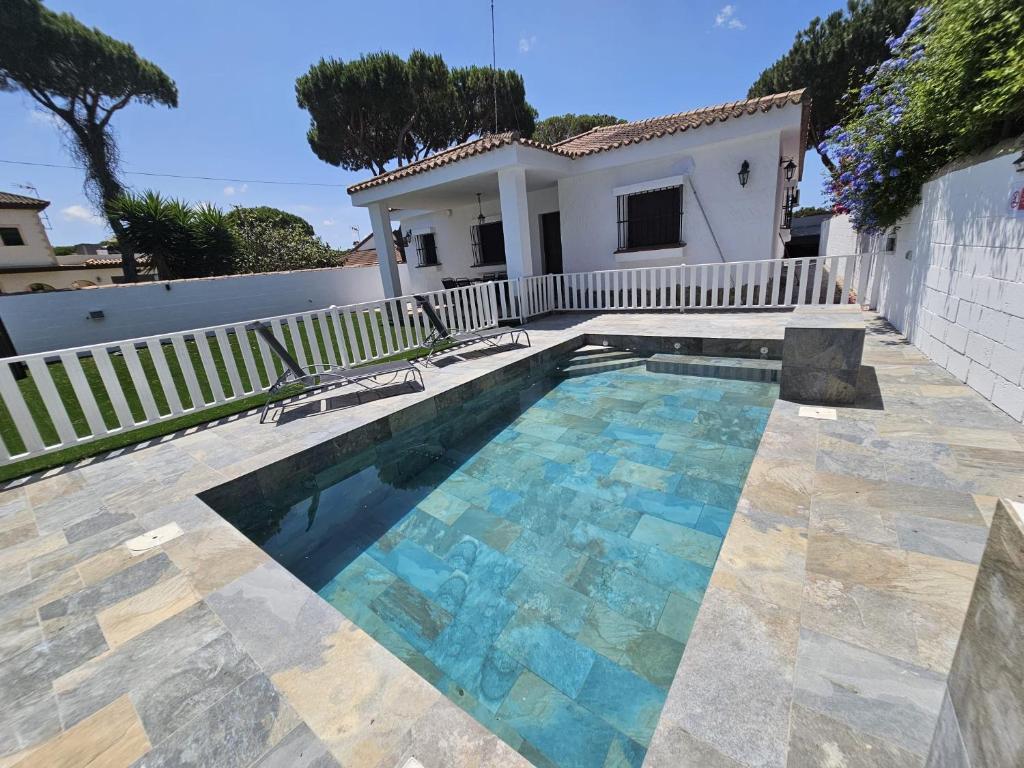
[714, 5, 745, 29]
[322, 219, 336, 226]
[223, 183, 248, 196]
[61, 205, 104, 225]
[518, 35, 537, 53]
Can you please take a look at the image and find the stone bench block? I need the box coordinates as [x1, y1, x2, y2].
[780, 307, 865, 405]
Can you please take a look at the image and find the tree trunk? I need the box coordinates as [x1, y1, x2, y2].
[76, 124, 140, 281]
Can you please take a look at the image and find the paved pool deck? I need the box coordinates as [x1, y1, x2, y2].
[0, 310, 1021, 768]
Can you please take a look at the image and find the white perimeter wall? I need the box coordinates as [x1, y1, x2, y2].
[823, 146, 1024, 422]
[0, 265, 406, 354]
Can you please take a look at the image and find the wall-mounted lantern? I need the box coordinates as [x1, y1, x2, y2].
[738, 160, 750, 187]
[782, 158, 797, 182]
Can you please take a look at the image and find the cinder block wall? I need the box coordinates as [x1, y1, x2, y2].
[824, 144, 1024, 422]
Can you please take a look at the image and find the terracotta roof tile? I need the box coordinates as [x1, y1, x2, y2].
[0, 191, 49, 210]
[347, 90, 807, 194]
[554, 90, 807, 156]
[339, 232, 406, 267]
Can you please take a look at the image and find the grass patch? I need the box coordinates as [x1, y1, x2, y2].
[0, 311, 436, 482]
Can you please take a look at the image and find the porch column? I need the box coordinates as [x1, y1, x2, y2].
[367, 201, 402, 298]
[498, 166, 535, 279]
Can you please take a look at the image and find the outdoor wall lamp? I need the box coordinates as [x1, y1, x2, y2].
[738, 160, 750, 187]
[781, 158, 797, 181]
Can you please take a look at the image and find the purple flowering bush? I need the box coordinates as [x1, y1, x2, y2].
[820, 1, 1024, 232]
[819, 7, 933, 231]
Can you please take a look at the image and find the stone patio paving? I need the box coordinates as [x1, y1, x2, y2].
[0, 310, 1021, 768]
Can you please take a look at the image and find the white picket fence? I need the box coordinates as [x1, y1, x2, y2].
[0, 254, 882, 466]
[0, 283, 498, 464]
[509, 252, 880, 318]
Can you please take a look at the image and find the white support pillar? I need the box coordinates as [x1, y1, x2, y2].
[367, 201, 402, 298]
[498, 167, 535, 280]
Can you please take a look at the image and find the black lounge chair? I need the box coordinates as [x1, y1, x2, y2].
[413, 294, 529, 362]
[248, 320, 423, 423]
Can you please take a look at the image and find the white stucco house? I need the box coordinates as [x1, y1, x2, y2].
[0, 191, 139, 294]
[347, 90, 809, 297]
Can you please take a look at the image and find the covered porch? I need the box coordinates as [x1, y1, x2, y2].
[349, 135, 574, 298]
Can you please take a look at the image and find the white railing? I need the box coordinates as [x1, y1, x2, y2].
[0, 282, 496, 464]
[0, 254, 882, 466]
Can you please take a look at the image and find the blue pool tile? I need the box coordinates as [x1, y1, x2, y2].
[573, 559, 669, 628]
[630, 515, 722, 568]
[497, 616, 596, 698]
[636, 548, 712, 604]
[499, 672, 619, 768]
[575, 655, 665, 747]
[369, 579, 452, 653]
[675, 474, 743, 509]
[368, 538, 453, 597]
[599, 424, 660, 446]
[621, 487, 702, 526]
[606, 442, 674, 470]
[695, 504, 734, 537]
[603, 735, 647, 768]
[505, 570, 592, 635]
[568, 521, 648, 568]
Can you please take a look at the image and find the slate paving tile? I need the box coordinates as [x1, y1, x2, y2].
[129, 673, 300, 768]
[54, 601, 228, 729]
[793, 627, 945, 756]
[38, 552, 176, 629]
[63, 510, 136, 545]
[251, 722, 340, 768]
[572, 559, 669, 628]
[133, 631, 262, 744]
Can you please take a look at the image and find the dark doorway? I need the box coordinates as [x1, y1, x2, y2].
[541, 211, 562, 274]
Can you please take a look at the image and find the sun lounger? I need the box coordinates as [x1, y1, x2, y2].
[248, 320, 423, 422]
[413, 295, 529, 362]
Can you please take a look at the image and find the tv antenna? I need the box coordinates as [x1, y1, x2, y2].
[14, 182, 51, 229]
[491, 0, 498, 133]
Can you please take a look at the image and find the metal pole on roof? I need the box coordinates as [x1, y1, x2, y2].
[491, 0, 498, 134]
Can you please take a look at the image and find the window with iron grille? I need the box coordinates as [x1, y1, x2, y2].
[414, 232, 439, 266]
[616, 186, 683, 251]
[470, 221, 506, 266]
[0, 228, 25, 246]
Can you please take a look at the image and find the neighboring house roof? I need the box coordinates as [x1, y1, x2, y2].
[0, 191, 49, 210]
[347, 89, 807, 194]
[83, 255, 149, 267]
[340, 232, 406, 267]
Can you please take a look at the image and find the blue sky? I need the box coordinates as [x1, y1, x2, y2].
[2, 0, 843, 248]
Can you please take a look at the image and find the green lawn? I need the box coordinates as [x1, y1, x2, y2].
[0, 311, 439, 482]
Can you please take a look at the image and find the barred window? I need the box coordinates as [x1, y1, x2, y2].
[414, 232, 439, 266]
[616, 186, 683, 250]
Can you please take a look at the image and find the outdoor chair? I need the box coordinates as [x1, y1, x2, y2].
[413, 295, 529, 363]
[247, 321, 423, 423]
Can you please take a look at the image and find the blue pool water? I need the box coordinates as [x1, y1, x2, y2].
[238, 358, 776, 767]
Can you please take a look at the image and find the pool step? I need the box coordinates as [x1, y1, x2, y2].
[646, 353, 781, 383]
[558, 347, 646, 378]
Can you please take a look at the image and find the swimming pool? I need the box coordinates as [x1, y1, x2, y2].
[217, 351, 776, 767]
